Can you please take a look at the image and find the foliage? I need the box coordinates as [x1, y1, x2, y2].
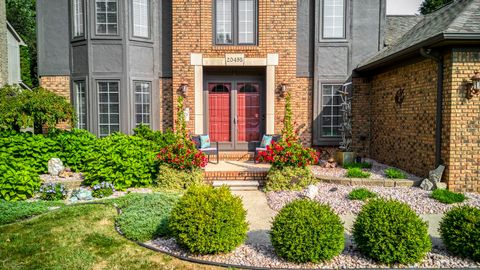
[133, 125, 178, 149]
[92, 182, 115, 198]
[343, 162, 372, 169]
[39, 183, 68, 201]
[431, 189, 466, 204]
[83, 134, 158, 190]
[47, 129, 97, 171]
[0, 200, 63, 225]
[348, 188, 377, 201]
[0, 154, 42, 201]
[116, 193, 180, 242]
[385, 168, 406, 179]
[346, 168, 371, 178]
[353, 199, 431, 264]
[419, 0, 453, 14]
[271, 199, 344, 263]
[440, 206, 480, 262]
[156, 164, 204, 191]
[281, 92, 296, 141]
[169, 185, 248, 254]
[20, 46, 33, 87]
[266, 166, 316, 191]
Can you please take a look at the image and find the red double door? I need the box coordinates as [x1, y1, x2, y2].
[208, 81, 263, 150]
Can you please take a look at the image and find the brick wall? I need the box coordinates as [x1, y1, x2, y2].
[171, 0, 313, 145]
[0, 0, 7, 87]
[160, 78, 174, 131]
[39, 76, 71, 99]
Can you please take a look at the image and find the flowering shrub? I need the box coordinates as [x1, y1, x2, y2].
[157, 142, 208, 170]
[256, 140, 319, 168]
[92, 182, 115, 198]
[39, 183, 68, 201]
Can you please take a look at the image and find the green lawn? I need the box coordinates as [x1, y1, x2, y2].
[0, 203, 220, 270]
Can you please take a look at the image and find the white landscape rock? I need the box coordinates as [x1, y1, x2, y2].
[304, 184, 319, 200]
[47, 158, 65, 176]
[420, 178, 435, 191]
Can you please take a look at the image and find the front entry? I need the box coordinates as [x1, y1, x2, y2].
[206, 80, 264, 151]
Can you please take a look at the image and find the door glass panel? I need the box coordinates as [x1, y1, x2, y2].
[237, 83, 261, 142]
[209, 83, 231, 142]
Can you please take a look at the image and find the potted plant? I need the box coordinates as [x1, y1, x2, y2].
[335, 84, 356, 165]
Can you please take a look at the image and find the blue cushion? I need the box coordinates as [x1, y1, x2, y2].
[260, 135, 273, 148]
[200, 135, 211, 149]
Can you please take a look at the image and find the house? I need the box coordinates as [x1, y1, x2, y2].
[36, 0, 386, 148]
[0, 0, 7, 87]
[352, 0, 480, 192]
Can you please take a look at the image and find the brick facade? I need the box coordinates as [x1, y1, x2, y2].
[39, 76, 71, 99]
[160, 78, 174, 131]
[352, 48, 480, 192]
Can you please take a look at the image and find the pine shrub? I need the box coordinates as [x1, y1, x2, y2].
[156, 165, 204, 191]
[431, 189, 466, 204]
[266, 166, 316, 191]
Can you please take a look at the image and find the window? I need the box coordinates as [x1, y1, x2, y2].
[321, 84, 342, 137]
[214, 0, 257, 45]
[73, 0, 84, 37]
[132, 0, 149, 38]
[322, 0, 345, 39]
[134, 81, 151, 127]
[74, 81, 87, 129]
[96, 0, 118, 35]
[98, 82, 120, 137]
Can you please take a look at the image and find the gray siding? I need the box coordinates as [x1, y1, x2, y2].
[296, 0, 314, 77]
[159, 0, 172, 77]
[37, 0, 70, 76]
[7, 30, 21, 84]
[0, 0, 8, 87]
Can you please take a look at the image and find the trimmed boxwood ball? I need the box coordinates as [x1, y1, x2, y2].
[270, 199, 344, 263]
[440, 206, 480, 262]
[353, 199, 431, 265]
[168, 185, 248, 254]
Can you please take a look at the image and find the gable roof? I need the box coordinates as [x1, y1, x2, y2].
[385, 15, 423, 47]
[357, 0, 480, 72]
[7, 21, 26, 46]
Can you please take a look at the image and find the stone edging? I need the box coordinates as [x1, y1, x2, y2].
[315, 175, 421, 188]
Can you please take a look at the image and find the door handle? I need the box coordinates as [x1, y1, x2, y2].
[233, 117, 237, 124]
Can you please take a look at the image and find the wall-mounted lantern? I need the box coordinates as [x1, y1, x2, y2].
[180, 81, 189, 96]
[280, 82, 288, 97]
[466, 71, 480, 99]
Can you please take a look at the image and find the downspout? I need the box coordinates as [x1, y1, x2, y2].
[420, 48, 444, 167]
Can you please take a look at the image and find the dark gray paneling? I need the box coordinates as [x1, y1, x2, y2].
[317, 46, 349, 77]
[37, 0, 70, 76]
[92, 44, 123, 73]
[159, 0, 172, 77]
[296, 0, 314, 77]
[129, 45, 154, 75]
[72, 45, 88, 74]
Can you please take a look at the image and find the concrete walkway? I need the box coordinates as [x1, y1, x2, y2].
[233, 191, 444, 247]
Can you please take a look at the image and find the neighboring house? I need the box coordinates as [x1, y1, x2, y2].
[0, 0, 7, 87]
[6, 22, 27, 88]
[352, 0, 480, 192]
[36, 0, 386, 148]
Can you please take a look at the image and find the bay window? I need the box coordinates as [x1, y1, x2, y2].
[98, 81, 120, 137]
[132, 0, 150, 38]
[134, 81, 151, 127]
[74, 81, 87, 130]
[96, 0, 118, 35]
[73, 0, 84, 37]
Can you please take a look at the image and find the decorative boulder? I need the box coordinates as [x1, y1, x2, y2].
[420, 178, 434, 191]
[48, 158, 65, 176]
[429, 165, 445, 184]
[304, 185, 319, 200]
[70, 188, 93, 203]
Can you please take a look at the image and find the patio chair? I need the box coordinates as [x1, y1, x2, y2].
[192, 135, 219, 164]
[254, 134, 281, 163]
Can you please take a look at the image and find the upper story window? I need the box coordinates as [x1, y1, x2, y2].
[73, 0, 84, 37]
[322, 0, 346, 39]
[132, 0, 150, 38]
[215, 0, 257, 45]
[96, 0, 118, 35]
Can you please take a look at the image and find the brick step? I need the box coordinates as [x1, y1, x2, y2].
[217, 152, 255, 161]
[204, 171, 267, 181]
[213, 180, 261, 191]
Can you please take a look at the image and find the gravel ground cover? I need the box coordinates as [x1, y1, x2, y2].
[150, 237, 480, 269]
[267, 182, 480, 215]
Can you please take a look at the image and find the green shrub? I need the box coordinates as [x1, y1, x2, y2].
[39, 183, 68, 201]
[169, 185, 248, 254]
[346, 168, 371, 178]
[133, 125, 178, 149]
[116, 193, 180, 242]
[271, 199, 344, 263]
[48, 129, 96, 172]
[353, 199, 431, 264]
[385, 168, 406, 179]
[0, 200, 63, 225]
[156, 165, 204, 191]
[440, 206, 480, 262]
[431, 189, 466, 204]
[83, 134, 158, 190]
[343, 162, 372, 169]
[348, 188, 377, 201]
[266, 166, 316, 191]
[0, 155, 42, 201]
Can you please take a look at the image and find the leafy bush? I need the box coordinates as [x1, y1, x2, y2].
[82, 134, 158, 190]
[266, 166, 316, 191]
[0, 155, 42, 201]
[343, 162, 372, 169]
[431, 189, 466, 204]
[271, 199, 344, 263]
[440, 206, 480, 262]
[156, 165, 204, 191]
[133, 125, 178, 149]
[169, 185, 248, 254]
[353, 199, 431, 264]
[0, 200, 63, 225]
[92, 182, 115, 198]
[346, 168, 371, 178]
[39, 183, 68, 201]
[385, 168, 406, 179]
[348, 188, 377, 201]
[116, 193, 180, 242]
[48, 129, 96, 171]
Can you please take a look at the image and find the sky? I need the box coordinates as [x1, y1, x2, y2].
[387, 0, 423, 15]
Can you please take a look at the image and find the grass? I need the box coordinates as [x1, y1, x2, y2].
[385, 168, 407, 179]
[0, 203, 219, 270]
[343, 162, 372, 169]
[431, 189, 466, 204]
[348, 188, 377, 201]
[0, 200, 64, 226]
[346, 168, 371, 178]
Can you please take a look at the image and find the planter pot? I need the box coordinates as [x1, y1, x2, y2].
[335, 151, 356, 166]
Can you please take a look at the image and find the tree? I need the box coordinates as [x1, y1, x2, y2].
[419, 0, 453, 15]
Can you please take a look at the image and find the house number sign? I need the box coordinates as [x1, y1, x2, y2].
[225, 54, 245, 66]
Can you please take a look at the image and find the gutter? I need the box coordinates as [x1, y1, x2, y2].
[420, 47, 444, 168]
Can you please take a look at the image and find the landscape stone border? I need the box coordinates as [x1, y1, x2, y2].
[315, 175, 421, 188]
